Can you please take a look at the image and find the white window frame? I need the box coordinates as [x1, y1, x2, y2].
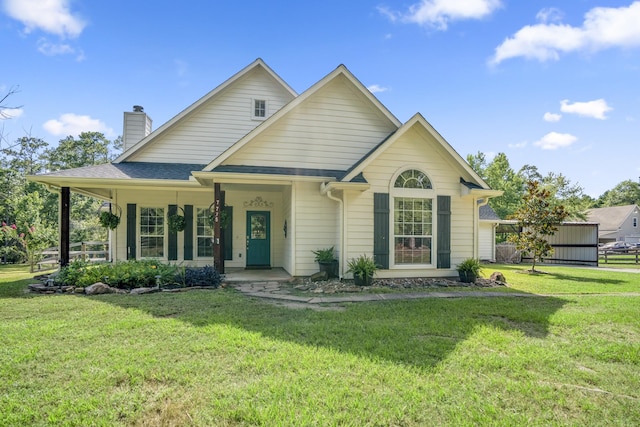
[251, 98, 267, 120]
[139, 206, 166, 259]
[195, 207, 214, 258]
[389, 167, 436, 269]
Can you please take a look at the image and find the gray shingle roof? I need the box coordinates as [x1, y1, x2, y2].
[38, 162, 206, 181]
[480, 204, 501, 220]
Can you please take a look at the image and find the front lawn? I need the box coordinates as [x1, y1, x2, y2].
[1, 264, 638, 426]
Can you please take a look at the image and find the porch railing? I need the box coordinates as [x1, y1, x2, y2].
[38, 241, 110, 270]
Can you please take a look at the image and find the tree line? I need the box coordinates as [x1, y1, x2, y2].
[467, 152, 640, 220]
[1, 132, 121, 267]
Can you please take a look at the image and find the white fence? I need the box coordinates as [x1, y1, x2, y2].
[38, 241, 110, 270]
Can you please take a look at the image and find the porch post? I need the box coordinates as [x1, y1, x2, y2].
[213, 183, 225, 274]
[60, 187, 70, 267]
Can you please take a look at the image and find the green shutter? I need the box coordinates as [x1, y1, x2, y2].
[184, 205, 193, 261]
[373, 193, 389, 269]
[168, 205, 178, 261]
[126, 203, 136, 260]
[437, 195, 451, 269]
[223, 206, 233, 261]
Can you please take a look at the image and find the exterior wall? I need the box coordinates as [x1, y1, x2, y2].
[346, 126, 476, 278]
[112, 187, 286, 269]
[293, 181, 339, 276]
[226, 75, 398, 170]
[127, 67, 295, 163]
[479, 221, 496, 261]
[621, 215, 640, 242]
[521, 223, 599, 266]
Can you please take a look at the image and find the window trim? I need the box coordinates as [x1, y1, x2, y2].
[389, 167, 437, 269]
[138, 206, 166, 259]
[251, 98, 267, 120]
[195, 206, 214, 259]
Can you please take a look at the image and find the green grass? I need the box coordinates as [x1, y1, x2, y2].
[1, 264, 639, 426]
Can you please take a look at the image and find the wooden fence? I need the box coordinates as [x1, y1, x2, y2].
[599, 248, 640, 265]
[37, 241, 110, 270]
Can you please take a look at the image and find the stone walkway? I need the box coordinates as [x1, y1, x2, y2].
[229, 281, 539, 310]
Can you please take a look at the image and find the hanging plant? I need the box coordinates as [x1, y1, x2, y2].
[98, 203, 121, 230]
[168, 207, 186, 232]
[206, 203, 230, 229]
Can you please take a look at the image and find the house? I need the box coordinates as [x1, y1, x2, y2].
[29, 59, 501, 278]
[586, 204, 640, 244]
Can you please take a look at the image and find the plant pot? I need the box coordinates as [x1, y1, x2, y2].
[353, 273, 372, 286]
[318, 260, 338, 278]
[458, 271, 477, 283]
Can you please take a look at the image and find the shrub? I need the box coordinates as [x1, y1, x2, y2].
[56, 260, 221, 289]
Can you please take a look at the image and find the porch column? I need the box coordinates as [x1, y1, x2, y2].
[60, 187, 70, 267]
[213, 183, 225, 274]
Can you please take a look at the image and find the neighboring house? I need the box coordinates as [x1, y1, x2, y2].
[29, 59, 501, 278]
[586, 204, 640, 243]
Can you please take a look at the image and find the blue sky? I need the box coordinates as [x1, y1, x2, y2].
[1, 0, 639, 198]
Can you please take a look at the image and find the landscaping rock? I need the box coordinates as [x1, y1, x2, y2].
[28, 283, 49, 293]
[489, 272, 507, 283]
[85, 282, 115, 295]
[310, 271, 328, 282]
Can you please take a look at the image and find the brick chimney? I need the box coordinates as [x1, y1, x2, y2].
[122, 105, 152, 151]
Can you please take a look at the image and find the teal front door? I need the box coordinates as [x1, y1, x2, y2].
[246, 211, 271, 268]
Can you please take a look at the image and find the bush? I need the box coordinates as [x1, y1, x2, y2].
[56, 260, 221, 289]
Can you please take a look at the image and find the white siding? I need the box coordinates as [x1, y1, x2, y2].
[127, 67, 295, 163]
[344, 126, 476, 277]
[225, 75, 398, 170]
[112, 187, 287, 268]
[293, 181, 339, 276]
[528, 224, 598, 265]
[479, 222, 495, 261]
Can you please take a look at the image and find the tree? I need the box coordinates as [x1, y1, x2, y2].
[596, 179, 640, 207]
[509, 180, 569, 272]
[46, 131, 111, 170]
[468, 152, 525, 219]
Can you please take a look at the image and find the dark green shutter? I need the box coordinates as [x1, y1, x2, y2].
[184, 205, 193, 260]
[373, 193, 389, 269]
[223, 206, 233, 261]
[126, 203, 136, 260]
[437, 195, 451, 269]
[168, 205, 178, 261]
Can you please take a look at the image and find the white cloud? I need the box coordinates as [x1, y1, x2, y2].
[37, 38, 85, 60]
[43, 113, 113, 137]
[2, 0, 86, 38]
[0, 107, 24, 119]
[379, 0, 502, 30]
[543, 112, 562, 122]
[536, 8, 563, 24]
[560, 99, 612, 120]
[367, 84, 389, 93]
[490, 2, 640, 64]
[533, 132, 577, 150]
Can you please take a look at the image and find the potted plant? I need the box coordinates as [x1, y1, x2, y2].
[347, 254, 377, 286]
[98, 203, 121, 230]
[456, 258, 482, 283]
[168, 211, 186, 232]
[312, 246, 338, 278]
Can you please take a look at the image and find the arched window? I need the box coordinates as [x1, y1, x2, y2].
[394, 169, 432, 189]
[392, 169, 433, 265]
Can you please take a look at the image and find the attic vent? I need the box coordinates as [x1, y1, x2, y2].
[133, 105, 144, 113]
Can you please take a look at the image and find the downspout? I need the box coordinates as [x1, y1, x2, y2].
[321, 183, 344, 279]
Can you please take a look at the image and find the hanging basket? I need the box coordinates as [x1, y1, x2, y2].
[207, 202, 229, 228]
[98, 203, 122, 230]
[168, 207, 186, 232]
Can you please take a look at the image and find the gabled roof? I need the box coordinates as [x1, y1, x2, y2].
[586, 204, 640, 232]
[114, 58, 297, 163]
[479, 204, 501, 221]
[341, 113, 492, 190]
[203, 64, 402, 172]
